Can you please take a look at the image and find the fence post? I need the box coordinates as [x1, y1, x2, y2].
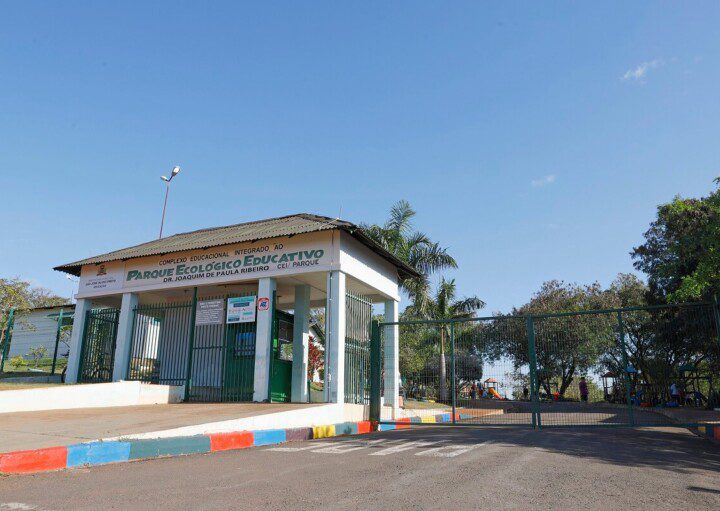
[51, 308, 64, 375]
[369, 320, 381, 424]
[450, 322, 457, 424]
[183, 287, 198, 402]
[617, 311, 635, 427]
[526, 316, 541, 429]
[0, 307, 15, 373]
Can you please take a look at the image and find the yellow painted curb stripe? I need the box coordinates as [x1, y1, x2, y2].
[313, 425, 336, 439]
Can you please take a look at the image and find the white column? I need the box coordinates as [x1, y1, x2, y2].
[291, 284, 311, 403]
[384, 299, 400, 416]
[325, 271, 346, 403]
[253, 277, 276, 402]
[112, 292, 139, 381]
[65, 298, 93, 384]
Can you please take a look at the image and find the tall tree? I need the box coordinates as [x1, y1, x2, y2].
[632, 178, 720, 302]
[362, 200, 458, 314]
[499, 280, 617, 397]
[406, 277, 485, 401]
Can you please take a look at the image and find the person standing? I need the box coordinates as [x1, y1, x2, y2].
[579, 377, 589, 403]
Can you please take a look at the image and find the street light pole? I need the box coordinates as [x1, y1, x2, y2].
[159, 166, 181, 239]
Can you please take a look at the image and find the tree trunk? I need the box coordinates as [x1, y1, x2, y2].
[439, 329, 447, 402]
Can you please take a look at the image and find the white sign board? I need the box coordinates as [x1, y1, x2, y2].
[227, 296, 257, 324]
[195, 299, 225, 325]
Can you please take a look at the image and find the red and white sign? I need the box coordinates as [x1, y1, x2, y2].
[257, 297, 271, 311]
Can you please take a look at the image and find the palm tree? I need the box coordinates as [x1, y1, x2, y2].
[408, 278, 485, 402]
[362, 200, 457, 313]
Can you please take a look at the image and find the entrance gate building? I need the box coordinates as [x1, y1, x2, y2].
[55, 214, 416, 408]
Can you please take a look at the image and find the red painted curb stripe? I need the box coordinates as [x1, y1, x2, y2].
[357, 421, 372, 434]
[0, 446, 68, 474]
[395, 418, 411, 429]
[209, 431, 254, 452]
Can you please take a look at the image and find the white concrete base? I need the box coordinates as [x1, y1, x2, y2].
[0, 381, 184, 414]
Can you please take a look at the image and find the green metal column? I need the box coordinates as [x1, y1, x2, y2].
[51, 309, 64, 375]
[617, 311, 635, 427]
[0, 307, 15, 373]
[183, 287, 198, 402]
[526, 316, 541, 429]
[369, 320, 381, 423]
[450, 322, 457, 425]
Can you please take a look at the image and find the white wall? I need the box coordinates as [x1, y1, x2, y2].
[338, 232, 400, 301]
[0, 381, 184, 414]
[7, 309, 70, 360]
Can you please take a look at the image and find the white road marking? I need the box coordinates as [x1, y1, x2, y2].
[267, 444, 323, 452]
[369, 441, 440, 456]
[311, 439, 386, 454]
[266, 439, 481, 458]
[415, 443, 484, 458]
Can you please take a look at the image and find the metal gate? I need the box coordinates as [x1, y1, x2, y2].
[126, 293, 257, 402]
[344, 292, 372, 404]
[78, 308, 120, 383]
[372, 301, 720, 428]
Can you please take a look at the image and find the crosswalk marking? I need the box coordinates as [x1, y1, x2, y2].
[311, 439, 386, 454]
[369, 440, 439, 456]
[415, 443, 483, 458]
[266, 438, 480, 458]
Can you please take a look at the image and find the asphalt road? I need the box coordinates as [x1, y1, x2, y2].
[2, 426, 720, 511]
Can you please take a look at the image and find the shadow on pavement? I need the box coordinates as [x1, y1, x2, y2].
[327, 425, 720, 474]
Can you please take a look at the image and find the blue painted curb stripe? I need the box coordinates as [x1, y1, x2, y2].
[334, 422, 359, 435]
[67, 441, 131, 467]
[410, 417, 422, 423]
[129, 435, 211, 460]
[253, 429, 286, 446]
[378, 423, 396, 431]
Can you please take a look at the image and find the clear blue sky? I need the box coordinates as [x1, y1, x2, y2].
[1, 2, 719, 312]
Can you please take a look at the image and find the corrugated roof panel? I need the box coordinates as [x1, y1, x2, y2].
[53, 213, 419, 279]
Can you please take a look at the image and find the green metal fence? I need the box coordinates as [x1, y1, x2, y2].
[374, 301, 720, 428]
[0, 307, 73, 378]
[127, 301, 193, 386]
[78, 308, 120, 383]
[126, 292, 257, 402]
[344, 292, 372, 404]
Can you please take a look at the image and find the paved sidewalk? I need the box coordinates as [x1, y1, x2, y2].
[0, 403, 318, 452]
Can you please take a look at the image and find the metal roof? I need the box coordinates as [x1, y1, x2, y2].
[54, 213, 419, 279]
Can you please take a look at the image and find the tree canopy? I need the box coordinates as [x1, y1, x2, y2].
[362, 200, 458, 314]
[632, 178, 720, 302]
[1, 277, 69, 333]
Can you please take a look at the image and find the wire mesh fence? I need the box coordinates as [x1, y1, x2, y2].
[379, 301, 720, 428]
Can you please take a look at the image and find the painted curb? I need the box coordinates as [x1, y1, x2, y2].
[696, 421, 720, 442]
[0, 419, 373, 475]
[0, 412, 464, 475]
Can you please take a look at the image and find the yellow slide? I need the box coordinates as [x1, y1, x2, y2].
[488, 387, 503, 400]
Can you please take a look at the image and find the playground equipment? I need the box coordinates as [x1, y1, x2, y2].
[483, 378, 505, 400]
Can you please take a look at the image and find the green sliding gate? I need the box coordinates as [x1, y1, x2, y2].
[371, 301, 720, 428]
[126, 291, 257, 402]
[78, 308, 120, 383]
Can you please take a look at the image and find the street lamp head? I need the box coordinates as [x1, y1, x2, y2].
[161, 175, 169, 182]
[171, 165, 181, 176]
